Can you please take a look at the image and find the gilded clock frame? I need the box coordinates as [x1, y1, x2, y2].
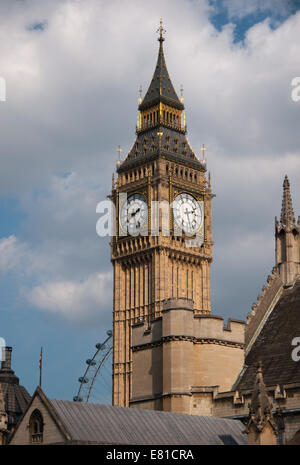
[170, 180, 205, 239]
[116, 179, 150, 240]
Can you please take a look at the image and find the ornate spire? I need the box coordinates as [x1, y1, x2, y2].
[246, 361, 277, 434]
[280, 175, 295, 226]
[139, 20, 183, 112]
[157, 18, 166, 43]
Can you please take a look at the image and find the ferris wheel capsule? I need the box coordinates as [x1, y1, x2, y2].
[86, 359, 96, 366]
[75, 329, 113, 403]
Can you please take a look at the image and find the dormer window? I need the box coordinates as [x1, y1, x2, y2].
[29, 409, 44, 444]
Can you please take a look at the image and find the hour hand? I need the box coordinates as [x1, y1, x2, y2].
[130, 207, 140, 217]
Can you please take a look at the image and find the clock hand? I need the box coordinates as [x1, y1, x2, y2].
[130, 207, 141, 218]
[184, 208, 192, 229]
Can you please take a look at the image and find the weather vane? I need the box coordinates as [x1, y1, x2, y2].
[157, 18, 166, 42]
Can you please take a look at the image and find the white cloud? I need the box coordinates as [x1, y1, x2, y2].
[0, 0, 299, 324]
[26, 272, 112, 323]
[0, 235, 27, 273]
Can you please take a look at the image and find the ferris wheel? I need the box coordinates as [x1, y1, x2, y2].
[73, 330, 113, 404]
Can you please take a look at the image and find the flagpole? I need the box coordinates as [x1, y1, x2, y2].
[39, 347, 43, 388]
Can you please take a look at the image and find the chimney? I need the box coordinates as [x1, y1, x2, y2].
[1, 347, 12, 371]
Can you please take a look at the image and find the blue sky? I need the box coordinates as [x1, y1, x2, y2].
[0, 0, 300, 402]
[209, 0, 300, 41]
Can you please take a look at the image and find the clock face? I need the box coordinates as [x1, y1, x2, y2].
[173, 193, 202, 234]
[120, 193, 148, 235]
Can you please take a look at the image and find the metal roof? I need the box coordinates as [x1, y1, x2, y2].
[237, 278, 300, 391]
[49, 400, 246, 445]
[139, 37, 184, 112]
[119, 126, 203, 172]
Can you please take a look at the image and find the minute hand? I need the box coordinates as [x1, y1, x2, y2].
[184, 208, 192, 230]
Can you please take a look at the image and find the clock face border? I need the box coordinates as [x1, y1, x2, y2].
[119, 192, 148, 237]
[171, 190, 204, 238]
[172, 192, 203, 235]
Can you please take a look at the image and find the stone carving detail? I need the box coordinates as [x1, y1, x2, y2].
[246, 267, 279, 325]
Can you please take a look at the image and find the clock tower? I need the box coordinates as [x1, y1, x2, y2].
[110, 21, 214, 407]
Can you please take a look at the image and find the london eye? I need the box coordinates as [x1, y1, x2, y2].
[74, 329, 112, 404]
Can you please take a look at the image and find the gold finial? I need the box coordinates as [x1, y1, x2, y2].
[138, 85, 142, 104]
[201, 144, 207, 167]
[180, 85, 184, 104]
[116, 145, 123, 168]
[201, 143, 206, 161]
[157, 18, 166, 42]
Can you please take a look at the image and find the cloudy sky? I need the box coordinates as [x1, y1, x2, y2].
[0, 0, 300, 401]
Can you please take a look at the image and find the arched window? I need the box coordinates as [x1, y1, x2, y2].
[29, 409, 44, 444]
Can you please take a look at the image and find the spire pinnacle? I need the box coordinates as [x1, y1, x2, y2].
[157, 18, 166, 43]
[139, 20, 183, 112]
[280, 175, 295, 226]
[247, 361, 277, 434]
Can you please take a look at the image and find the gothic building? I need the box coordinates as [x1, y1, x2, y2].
[111, 23, 300, 444]
[110, 21, 213, 407]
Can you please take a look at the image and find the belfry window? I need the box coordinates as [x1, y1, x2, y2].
[29, 409, 44, 444]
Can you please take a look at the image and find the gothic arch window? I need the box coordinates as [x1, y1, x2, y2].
[29, 409, 44, 444]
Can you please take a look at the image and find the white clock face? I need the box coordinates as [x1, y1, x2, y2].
[120, 193, 148, 235]
[173, 193, 202, 234]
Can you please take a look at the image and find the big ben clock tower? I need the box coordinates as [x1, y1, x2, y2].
[110, 21, 214, 408]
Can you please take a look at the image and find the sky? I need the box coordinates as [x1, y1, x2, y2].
[0, 0, 300, 401]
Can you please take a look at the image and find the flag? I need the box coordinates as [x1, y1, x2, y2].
[39, 347, 43, 387]
[39, 347, 42, 369]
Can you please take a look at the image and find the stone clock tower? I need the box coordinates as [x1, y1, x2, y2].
[110, 22, 214, 408]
